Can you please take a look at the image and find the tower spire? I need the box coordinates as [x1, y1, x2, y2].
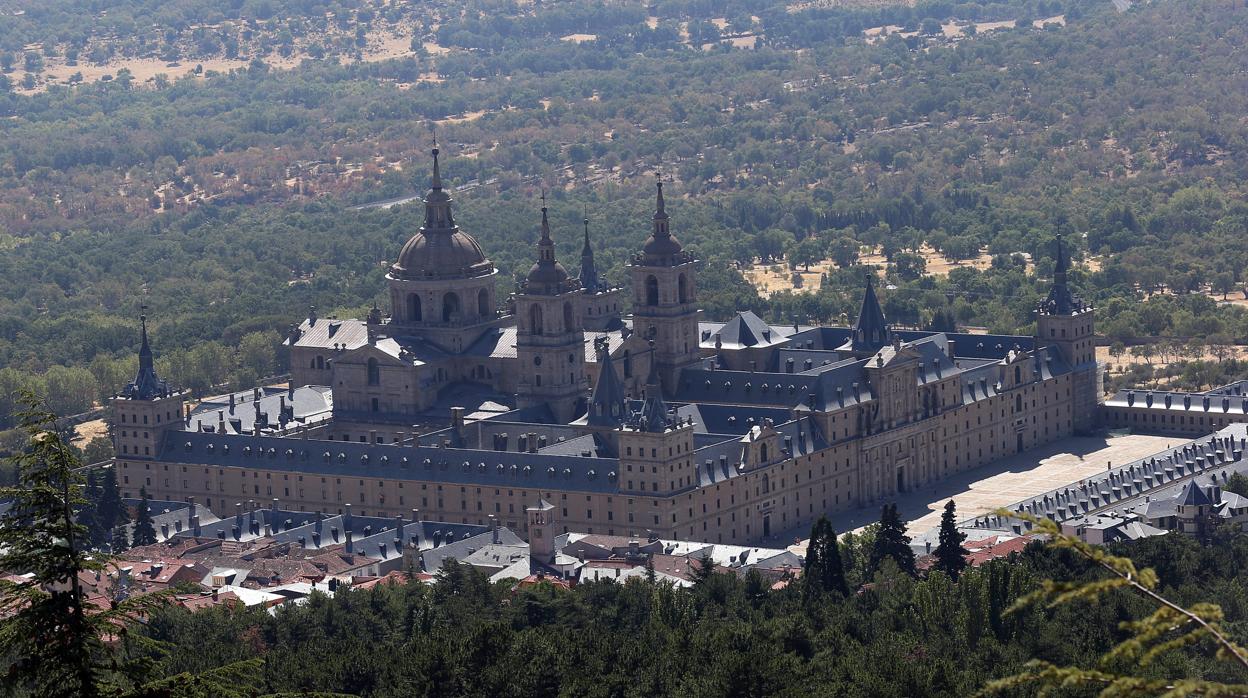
[652, 173, 670, 239]
[851, 272, 891, 353]
[523, 193, 572, 292]
[423, 144, 455, 230]
[579, 209, 600, 292]
[124, 306, 168, 400]
[1041, 233, 1076, 315]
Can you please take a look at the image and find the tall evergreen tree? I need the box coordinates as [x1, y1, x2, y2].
[804, 516, 848, 598]
[692, 551, 716, 585]
[97, 466, 123, 535]
[933, 499, 969, 581]
[870, 503, 916, 576]
[131, 487, 157, 547]
[76, 469, 105, 548]
[110, 525, 129, 553]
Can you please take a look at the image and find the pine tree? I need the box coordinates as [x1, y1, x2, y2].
[869, 503, 916, 576]
[97, 466, 123, 535]
[76, 469, 104, 549]
[110, 525, 129, 553]
[0, 392, 178, 697]
[131, 487, 157, 547]
[933, 499, 969, 581]
[804, 516, 848, 598]
[692, 551, 716, 585]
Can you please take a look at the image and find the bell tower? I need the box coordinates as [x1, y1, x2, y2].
[514, 200, 587, 423]
[628, 178, 701, 392]
[1036, 234, 1100, 433]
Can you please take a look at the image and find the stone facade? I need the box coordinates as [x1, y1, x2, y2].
[114, 160, 1108, 546]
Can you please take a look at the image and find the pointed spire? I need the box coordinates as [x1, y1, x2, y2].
[523, 193, 571, 292]
[422, 144, 455, 231]
[640, 170, 683, 261]
[1041, 233, 1076, 315]
[138, 310, 152, 368]
[579, 210, 600, 292]
[652, 173, 670, 239]
[630, 340, 671, 433]
[851, 273, 891, 353]
[124, 306, 169, 400]
[587, 337, 627, 427]
[430, 135, 442, 190]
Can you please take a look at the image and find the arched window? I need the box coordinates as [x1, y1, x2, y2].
[762, 473, 770, 494]
[367, 358, 380, 386]
[310, 358, 317, 369]
[563, 302, 574, 332]
[759, 443, 768, 463]
[442, 292, 460, 322]
[645, 275, 659, 306]
[1014, 365, 1021, 385]
[1015, 394, 1023, 413]
[408, 294, 422, 322]
[623, 350, 632, 378]
[529, 305, 543, 335]
[315, 355, 325, 370]
[477, 289, 490, 317]
[677, 273, 688, 303]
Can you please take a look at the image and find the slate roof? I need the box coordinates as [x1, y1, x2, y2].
[711, 311, 790, 349]
[292, 317, 369, 351]
[187, 386, 332, 435]
[158, 430, 623, 494]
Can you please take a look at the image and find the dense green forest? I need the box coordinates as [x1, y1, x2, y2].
[128, 533, 1248, 696]
[0, 0, 1247, 427]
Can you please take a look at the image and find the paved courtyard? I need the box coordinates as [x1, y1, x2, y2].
[781, 433, 1178, 546]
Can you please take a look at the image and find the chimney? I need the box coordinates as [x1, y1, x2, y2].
[628, 540, 639, 557]
[451, 407, 465, 436]
[489, 514, 499, 544]
[395, 514, 405, 542]
[315, 511, 323, 533]
[369, 430, 377, 444]
[211, 587, 219, 601]
[229, 393, 236, 414]
[234, 503, 243, 530]
[345, 529, 354, 554]
[411, 509, 421, 544]
[344, 503, 353, 532]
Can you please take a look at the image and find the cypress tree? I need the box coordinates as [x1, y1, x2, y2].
[131, 487, 157, 547]
[933, 499, 969, 581]
[870, 503, 916, 576]
[804, 516, 848, 598]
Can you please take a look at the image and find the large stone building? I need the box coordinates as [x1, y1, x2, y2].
[115, 151, 1114, 545]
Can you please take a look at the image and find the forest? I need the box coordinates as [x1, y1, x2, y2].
[0, 0, 1246, 430]
[89, 529, 1248, 696]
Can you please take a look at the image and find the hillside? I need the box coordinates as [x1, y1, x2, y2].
[0, 0, 1246, 427]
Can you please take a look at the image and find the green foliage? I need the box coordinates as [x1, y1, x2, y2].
[933, 499, 969, 581]
[980, 511, 1248, 697]
[803, 515, 848, 598]
[131, 486, 157, 548]
[870, 502, 916, 576]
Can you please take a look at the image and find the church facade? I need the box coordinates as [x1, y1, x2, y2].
[114, 151, 1108, 545]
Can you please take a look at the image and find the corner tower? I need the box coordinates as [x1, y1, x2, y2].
[627, 179, 700, 392]
[385, 147, 506, 352]
[1036, 234, 1099, 432]
[515, 201, 587, 423]
[112, 312, 186, 463]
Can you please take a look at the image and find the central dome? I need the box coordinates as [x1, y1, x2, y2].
[388, 148, 495, 282]
[391, 228, 494, 281]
